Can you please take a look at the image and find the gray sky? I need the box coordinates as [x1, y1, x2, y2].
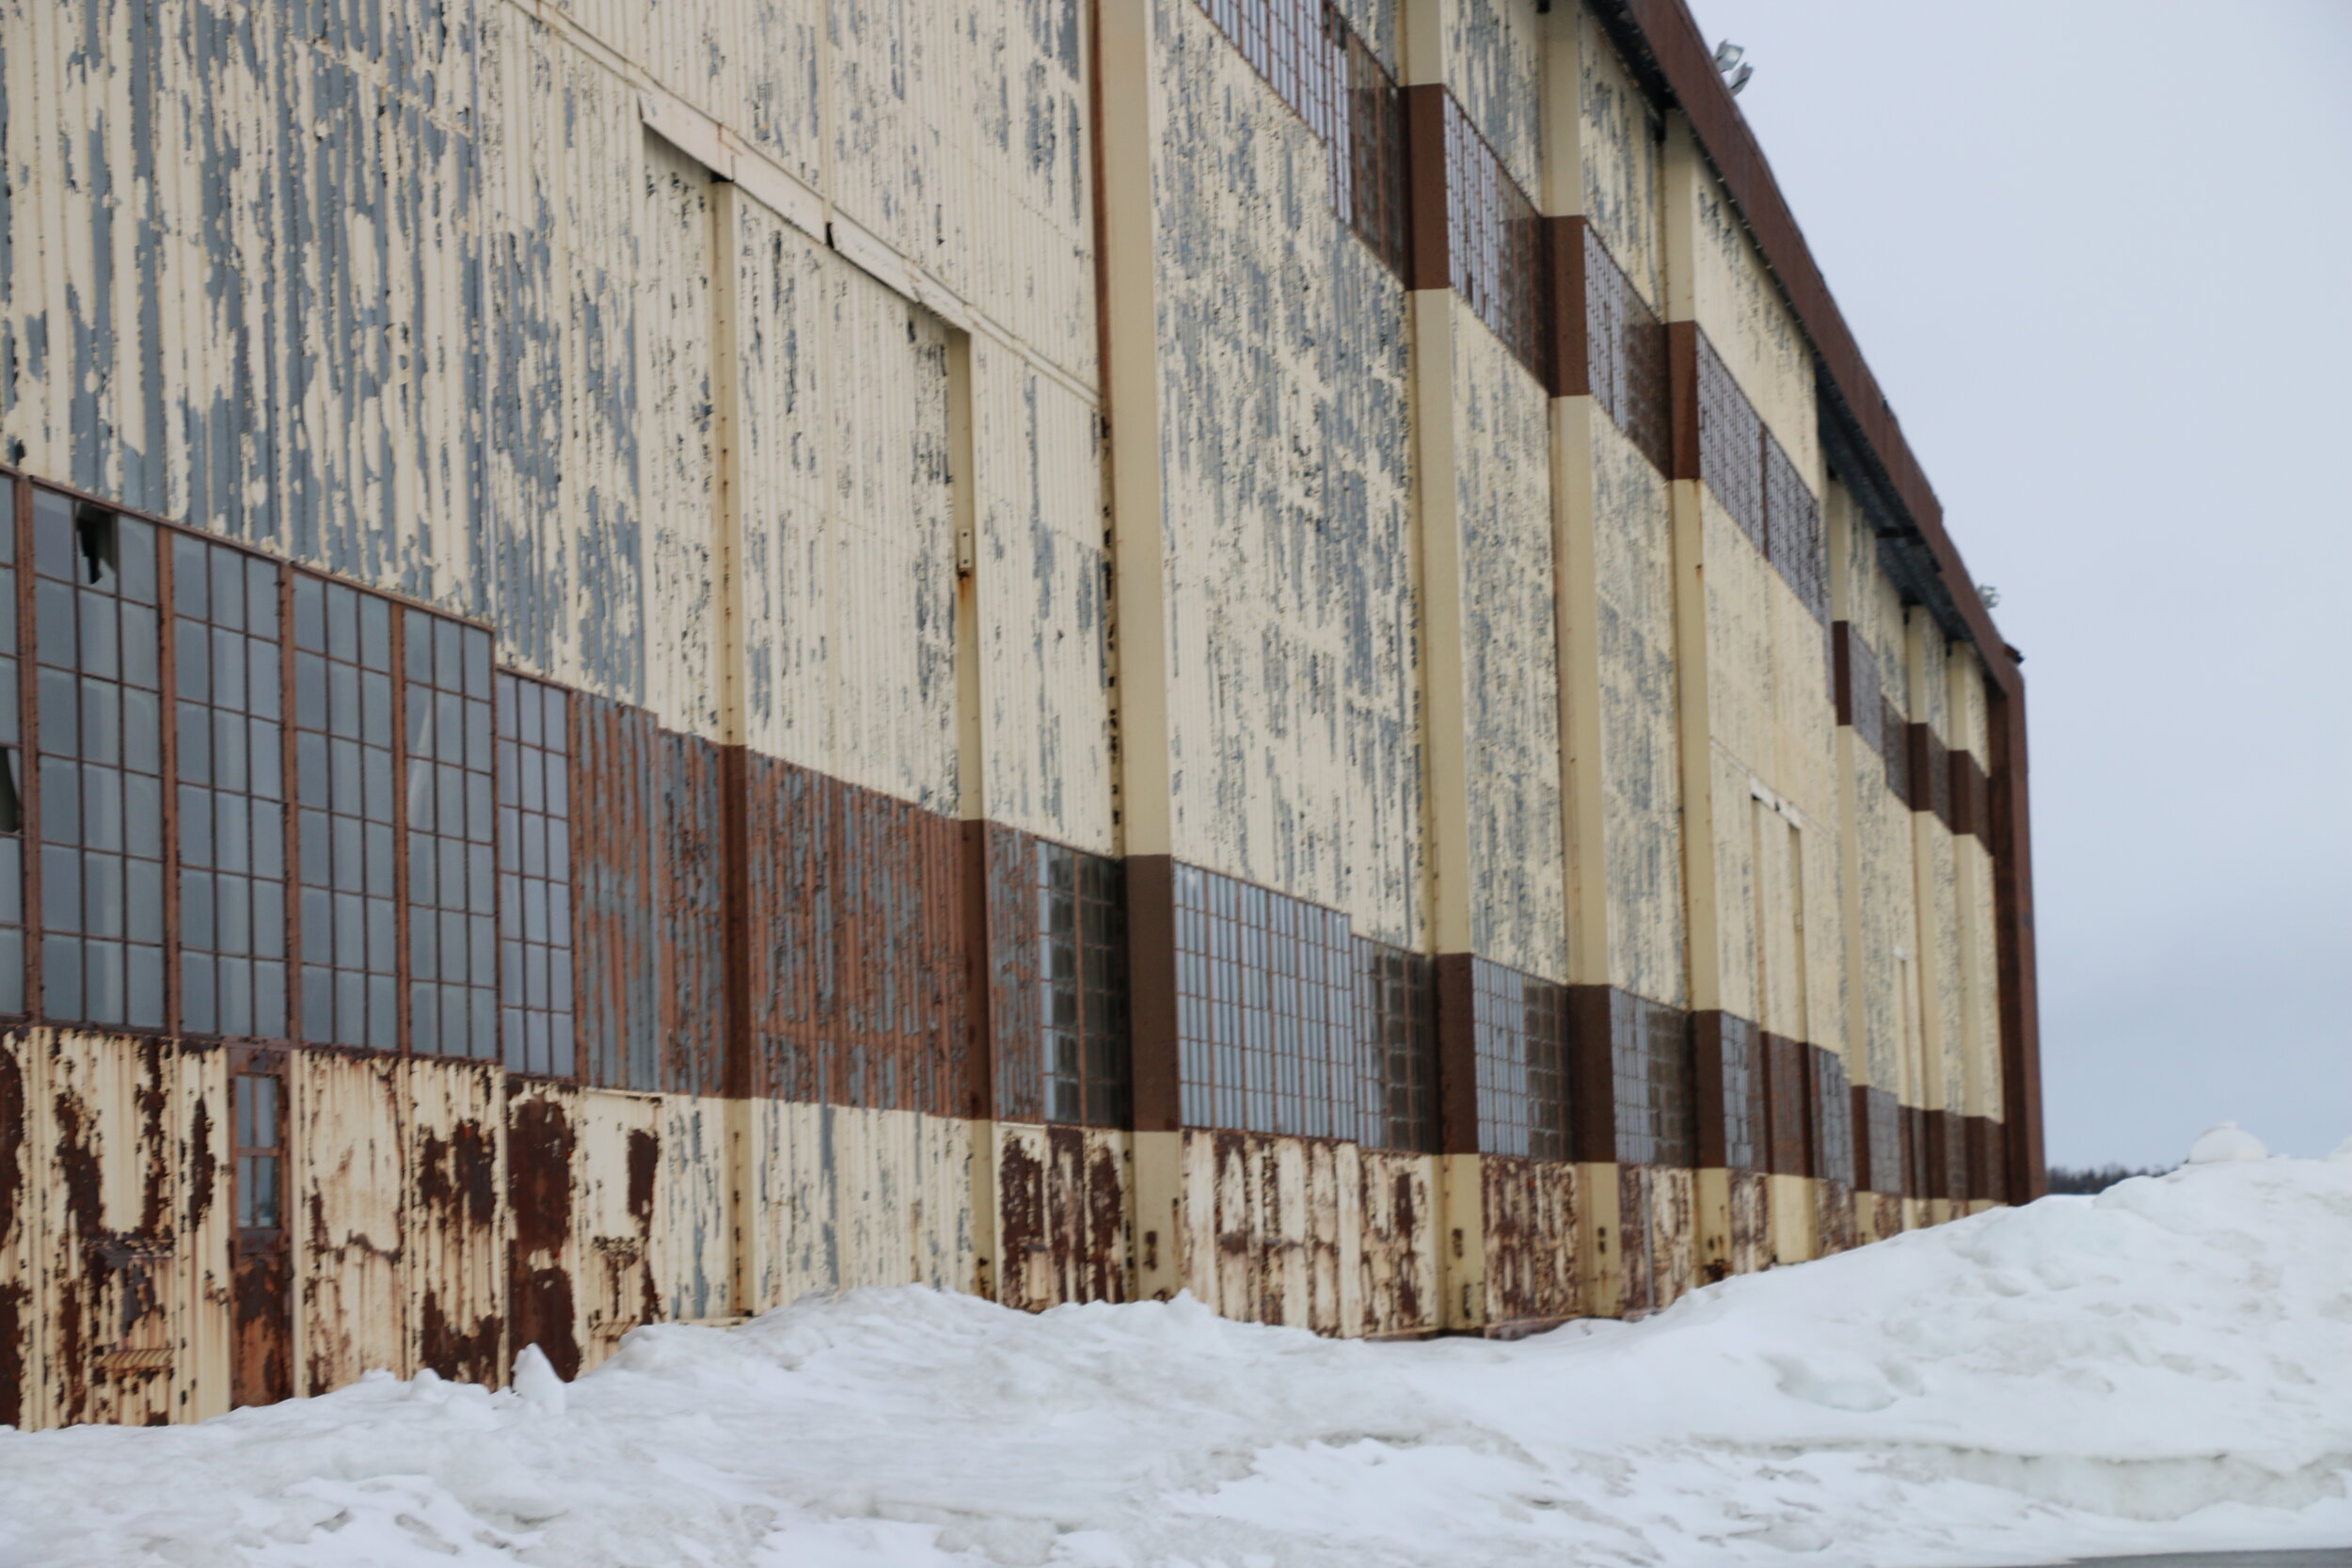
[1682, 0, 2352, 1169]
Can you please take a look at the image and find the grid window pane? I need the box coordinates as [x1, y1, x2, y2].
[405, 610, 498, 1060]
[294, 573, 396, 1048]
[174, 535, 287, 1038]
[32, 490, 163, 1028]
[496, 673, 572, 1075]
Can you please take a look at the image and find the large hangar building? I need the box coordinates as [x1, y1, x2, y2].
[0, 0, 2041, 1426]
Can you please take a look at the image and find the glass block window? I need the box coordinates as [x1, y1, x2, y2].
[31, 489, 165, 1028]
[1037, 841, 1127, 1126]
[0, 498, 23, 1014]
[1471, 959, 1570, 1159]
[1173, 865, 1355, 1137]
[1356, 940, 1436, 1151]
[172, 535, 289, 1038]
[496, 672, 573, 1076]
[292, 575, 397, 1049]
[404, 610, 496, 1059]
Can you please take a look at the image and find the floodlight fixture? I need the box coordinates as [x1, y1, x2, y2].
[1712, 40, 1744, 71]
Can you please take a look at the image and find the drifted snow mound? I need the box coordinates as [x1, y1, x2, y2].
[2187, 1119, 2269, 1163]
[4, 1155, 2351, 1567]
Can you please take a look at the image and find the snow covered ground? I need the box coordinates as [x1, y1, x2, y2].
[3, 1132, 2348, 1568]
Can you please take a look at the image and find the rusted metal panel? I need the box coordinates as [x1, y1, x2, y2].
[994, 1122, 1132, 1314]
[0, 1032, 27, 1426]
[177, 1042, 230, 1422]
[571, 694, 660, 1091]
[572, 1088, 662, 1371]
[1725, 1168, 1770, 1277]
[1354, 1147, 1437, 1337]
[16, 1032, 188, 1427]
[295, 1050, 406, 1396]
[1480, 1152, 1580, 1329]
[504, 1081, 580, 1380]
[1647, 1164, 1696, 1308]
[406, 1058, 504, 1386]
[658, 732, 728, 1099]
[748, 757, 968, 1117]
[1181, 1130, 1345, 1334]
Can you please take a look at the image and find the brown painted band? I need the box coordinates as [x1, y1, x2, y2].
[1547, 214, 1589, 401]
[1123, 854, 1180, 1132]
[1401, 84, 1452, 293]
[1434, 953, 1481, 1157]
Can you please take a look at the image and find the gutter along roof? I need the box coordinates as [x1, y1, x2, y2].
[1594, 0, 2022, 688]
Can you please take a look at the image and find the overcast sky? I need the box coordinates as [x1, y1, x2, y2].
[1680, 0, 2352, 1169]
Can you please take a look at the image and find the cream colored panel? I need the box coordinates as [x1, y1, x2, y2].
[734, 209, 959, 805]
[403, 1057, 507, 1386]
[295, 1052, 408, 1394]
[1578, 8, 1664, 308]
[637, 130, 723, 738]
[0, 0, 479, 595]
[178, 1044, 232, 1423]
[574, 1089, 665, 1370]
[827, 0, 1097, 385]
[1588, 415, 1684, 1001]
[653, 1095, 731, 1323]
[760, 1103, 975, 1305]
[476, 10, 660, 705]
[974, 341, 1116, 852]
[1455, 313, 1566, 978]
[1441, 0, 1545, 194]
[1689, 173, 1818, 487]
[1152, 0, 1422, 943]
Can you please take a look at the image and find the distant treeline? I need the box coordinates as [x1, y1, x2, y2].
[2045, 1164, 2171, 1195]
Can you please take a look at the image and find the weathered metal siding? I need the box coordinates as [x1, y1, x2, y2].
[405, 1057, 505, 1386]
[574, 1090, 668, 1363]
[1577, 8, 1663, 311]
[634, 129, 723, 736]
[477, 7, 655, 704]
[0, 0, 486, 602]
[758, 1101, 976, 1304]
[1454, 303, 1567, 982]
[994, 1121, 1130, 1312]
[1152, 0, 1424, 947]
[971, 340, 1114, 853]
[294, 1050, 405, 1395]
[1480, 1152, 1580, 1328]
[1687, 162, 1817, 496]
[1169, 1129, 1437, 1338]
[1589, 411, 1684, 1000]
[734, 212, 959, 805]
[652, 1095, 729, 1323]
[748, 757, 968, 1114]
[1437, 0, 1543, 198]
[1, 1031, 221, 1427]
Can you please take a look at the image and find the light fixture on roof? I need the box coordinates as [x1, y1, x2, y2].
[1713, 40, 1754, 95]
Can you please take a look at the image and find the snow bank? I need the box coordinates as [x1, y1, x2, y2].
[4, 1148, 2349, 1568]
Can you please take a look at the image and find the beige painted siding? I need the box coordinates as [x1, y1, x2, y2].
[1151, 0, 1424, 944]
